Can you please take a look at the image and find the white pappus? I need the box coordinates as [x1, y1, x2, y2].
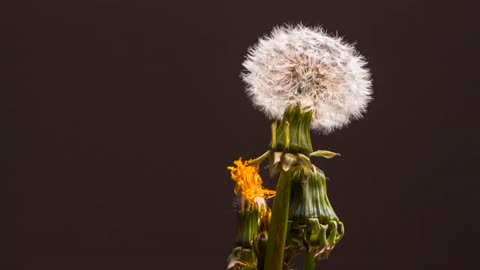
[242, 24, 373, 133]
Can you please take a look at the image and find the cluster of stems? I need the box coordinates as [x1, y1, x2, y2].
[228, 106, 345, 270]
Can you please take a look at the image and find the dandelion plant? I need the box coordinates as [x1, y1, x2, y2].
[226, 25, 372, 270]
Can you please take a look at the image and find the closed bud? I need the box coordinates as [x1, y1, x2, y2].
[286, 166, 345, 261]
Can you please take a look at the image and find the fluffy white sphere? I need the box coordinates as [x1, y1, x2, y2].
[242, 25, 373, 133]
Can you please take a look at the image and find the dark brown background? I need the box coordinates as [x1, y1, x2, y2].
[5, 0, 480, 269]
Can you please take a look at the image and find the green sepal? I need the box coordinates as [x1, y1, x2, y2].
[272, 106, 313, 155]
[269, 152, 312, 178]
[289, 167, 339, 223]
[249, 150, 271, 167]
[309, 150, 340, 159]
[235, 209, 260, 248]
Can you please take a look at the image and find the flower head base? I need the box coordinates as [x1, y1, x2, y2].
[242, 24, 372, 133]
[228, 158, 276, 208]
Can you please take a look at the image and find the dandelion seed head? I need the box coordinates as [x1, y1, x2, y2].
[242, 24, 373, 133]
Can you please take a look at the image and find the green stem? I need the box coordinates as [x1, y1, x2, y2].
[264, 171, 292, 270]
[304, 252, 316, 270]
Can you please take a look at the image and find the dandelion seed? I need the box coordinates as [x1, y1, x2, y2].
[242, 24, 373, 133]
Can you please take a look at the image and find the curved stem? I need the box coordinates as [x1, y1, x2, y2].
[249, 150, 271, 167]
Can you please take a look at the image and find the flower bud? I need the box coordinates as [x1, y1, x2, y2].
[286, 166, 344, 260]
[227, 159, 276, 269]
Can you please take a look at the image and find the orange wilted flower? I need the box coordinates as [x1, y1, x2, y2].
[227, 158, 276, 207]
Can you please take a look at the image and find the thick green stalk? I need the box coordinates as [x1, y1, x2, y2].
[264, 171, 293, 270]
[304, 252, 316, 270]
[265, 106, 314, 270]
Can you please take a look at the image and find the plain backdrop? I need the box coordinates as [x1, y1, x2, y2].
[5, 0, 480, 269]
